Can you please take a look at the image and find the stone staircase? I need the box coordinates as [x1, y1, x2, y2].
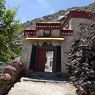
[8, 77, 77, 95]
[26, 72, 69, 81]
[7, 72, 77, 95]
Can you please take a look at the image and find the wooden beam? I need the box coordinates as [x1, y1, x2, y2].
[26, 37, 64, 41]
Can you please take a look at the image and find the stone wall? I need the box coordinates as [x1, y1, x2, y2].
[70, 18, 95, 40]
[61, 18, 95, 70]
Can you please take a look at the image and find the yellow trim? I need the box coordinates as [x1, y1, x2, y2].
[26, 37, 64, 41]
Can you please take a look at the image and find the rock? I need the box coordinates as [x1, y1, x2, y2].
[66, 34, 95, 95]
[0, 73, 12, 80]
[0, 61, 25, 95]
[4, 65, 17, 77]
[10, 60, 25, 76]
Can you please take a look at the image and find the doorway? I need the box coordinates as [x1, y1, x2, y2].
[29, 44, 61, 72]
[45, 51, 54, 72]
[35, 46, 55, 72]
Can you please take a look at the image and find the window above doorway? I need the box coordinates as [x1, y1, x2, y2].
[44, 30, 51, 37]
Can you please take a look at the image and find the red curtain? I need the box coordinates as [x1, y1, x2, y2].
[36, 48, 46, 72]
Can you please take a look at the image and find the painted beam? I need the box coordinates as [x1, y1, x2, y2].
[26, 37, 64, 41]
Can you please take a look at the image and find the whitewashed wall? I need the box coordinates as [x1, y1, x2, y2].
[61, 18, 95, 73]
[21, 40, 32, 70]
[70, 18, 95, 40]
[51, 29, 60, 37]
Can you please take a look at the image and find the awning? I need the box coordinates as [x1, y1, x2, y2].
[26, 37, 64, 41]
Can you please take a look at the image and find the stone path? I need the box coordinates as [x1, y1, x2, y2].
[8, 77, 77, 95]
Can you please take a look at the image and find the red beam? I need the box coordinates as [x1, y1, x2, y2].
[61, 29, 73, 36]
[63, 10, 93, 28]
[24, 30, 36, 37]
[36, 22, 62, 30]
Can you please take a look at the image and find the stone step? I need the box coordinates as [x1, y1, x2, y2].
[26, 71, 69, 80]
[20, 77, 68, 83]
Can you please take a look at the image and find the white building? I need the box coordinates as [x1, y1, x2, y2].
[21, 10, 95, 73]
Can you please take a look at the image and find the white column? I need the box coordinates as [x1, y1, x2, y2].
[61, 42, 68, 73]
[21, 40, 32, 70]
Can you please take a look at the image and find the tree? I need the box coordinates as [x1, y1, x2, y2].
[0, 0, 22, 64]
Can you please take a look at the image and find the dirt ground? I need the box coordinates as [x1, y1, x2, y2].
[8, 78, 77, 95]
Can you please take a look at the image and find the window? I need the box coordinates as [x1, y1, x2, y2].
[44, 30, 51, 37]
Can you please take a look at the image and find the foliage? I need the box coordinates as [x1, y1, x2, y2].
[0, 0, 22, 64]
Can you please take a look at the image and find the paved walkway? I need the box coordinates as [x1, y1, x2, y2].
[8, 77, 77, 95]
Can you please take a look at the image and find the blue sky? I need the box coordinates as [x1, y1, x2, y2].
[6, 0, 95, 23]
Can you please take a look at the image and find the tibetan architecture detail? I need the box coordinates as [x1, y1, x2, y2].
[21, 10, 95, 73]
[79, 23, 95, 31]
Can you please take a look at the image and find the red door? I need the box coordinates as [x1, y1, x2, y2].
[36, 48, 46, 72]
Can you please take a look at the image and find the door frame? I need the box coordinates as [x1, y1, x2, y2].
[35, 43, 57, 72]
[43, 45, 56, 72]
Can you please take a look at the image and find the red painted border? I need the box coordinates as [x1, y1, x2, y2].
[36, 22, 62, 30]
[24, 30, 36, 37]
[62, 10, 94, 28]
[61, 29, 73, 36]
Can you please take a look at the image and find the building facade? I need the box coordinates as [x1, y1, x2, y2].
[21, 10, 95, 73]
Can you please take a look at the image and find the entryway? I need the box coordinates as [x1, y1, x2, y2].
[35, 45, 56, 72]
[45, 51, 54, 72]
[29, 43, 61, 72]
